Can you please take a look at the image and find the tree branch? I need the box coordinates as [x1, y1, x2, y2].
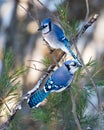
[0, 1, 99, 129]
[85, 0, 89, 21]
[73, 14, 98, 42]
[70, 89, 82, 130]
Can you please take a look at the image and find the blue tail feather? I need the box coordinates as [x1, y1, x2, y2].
[67, 46, 81, 64]
[28, 88, 50, 108]
[64, 40, 81, 64]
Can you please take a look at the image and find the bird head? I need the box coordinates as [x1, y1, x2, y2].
[38, 18, 52, 34]
[64, 59, 82, 74]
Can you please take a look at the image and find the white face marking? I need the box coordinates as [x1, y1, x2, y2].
[65, 60, 80, 74]
[70, 61, 79, 73]
[42, 23, 50, 34]
[70, 66, 78, 74]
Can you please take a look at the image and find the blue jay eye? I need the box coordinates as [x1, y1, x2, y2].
[43, 25, 47, 28]
[73, 62, 77, 66]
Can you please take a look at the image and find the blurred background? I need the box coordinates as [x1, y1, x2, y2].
[0, 0, 104, 130]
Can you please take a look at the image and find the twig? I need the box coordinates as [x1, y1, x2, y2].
[4, 102, 12, 114]
[0, 50, 65, 129]
[92, 66, 104, 78]
[73, 40, 97, 91]
[0, 73, 47, 130]
[36, 0, 56, 19]
[74, 14, 98, 41]
[37, 0, 58, 22]
[27, 64, 49, 74]
[19, 4, 35, 21]
[73, 12, 102, 130]
[72, 15, 100, 128]
[87, 98, 98, 112]
[85, 0, 89, 21]
[28, 59, 44, 64]
[0, 103, 21, 130]
[31, 0, 40, 25]
[37, 0, 44, 7]
[70, 89, 82, 130]
[71, 14, 99, 99]
[69, 4, 98, 127]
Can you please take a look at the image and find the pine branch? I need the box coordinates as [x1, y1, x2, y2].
[0, 1, 99, 129]
[0, 15, 98, 130]
[70, 89, 82, 130]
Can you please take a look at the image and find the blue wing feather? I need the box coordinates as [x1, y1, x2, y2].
[52, 24, 67, 41]
[45, 65, 73, 92]
[52, 23, 81, 64]
[51, 66, 73, 86]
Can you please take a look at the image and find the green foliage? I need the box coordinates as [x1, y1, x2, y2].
[0, 49, 26, 98]
[0, 48, 26, 127]
[86, 58, 96, 67]
[8, 113, 21, 130]
[32, 91, 75, 130]
[32, 108, 48, 123]
[57, 2, 79, 39]
[81, 114, 98, 129]
[31, 58, 100, 130]
[3, 48, 14, 73]
[92, 61, 104, 86]
[84, 58, 104, 86]
[30, 2, 102, 129]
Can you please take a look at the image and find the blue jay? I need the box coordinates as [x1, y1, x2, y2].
[38, 18, 81, 64]
[28, 59, 82, 108]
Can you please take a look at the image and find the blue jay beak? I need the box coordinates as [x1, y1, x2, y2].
[38, 26, 44, 31]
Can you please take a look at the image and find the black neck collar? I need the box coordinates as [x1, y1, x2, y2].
[64, 64, 70, 71]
